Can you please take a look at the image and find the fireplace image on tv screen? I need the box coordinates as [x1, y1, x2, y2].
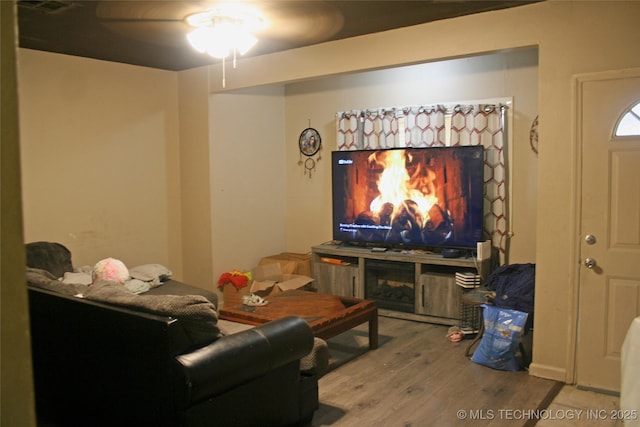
[331, 146, 484, 250]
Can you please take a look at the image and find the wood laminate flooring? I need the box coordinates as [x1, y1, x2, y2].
[312, 316, 562, 427]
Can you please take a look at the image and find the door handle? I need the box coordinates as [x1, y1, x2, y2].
[584, 258, 597, 269]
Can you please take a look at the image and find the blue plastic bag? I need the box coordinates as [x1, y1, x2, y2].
[471, 304, 528, 371]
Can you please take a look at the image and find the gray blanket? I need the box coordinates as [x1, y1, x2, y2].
[27, 269, 223, 347]
[84, 280, 224, 346]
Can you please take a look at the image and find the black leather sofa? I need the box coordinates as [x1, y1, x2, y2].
[26, 243, 319, 427]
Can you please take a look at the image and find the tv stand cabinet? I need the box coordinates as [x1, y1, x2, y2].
[311, 243, 491, 325]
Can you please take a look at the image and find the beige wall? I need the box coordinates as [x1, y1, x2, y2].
[208, 49, 538, 273]
[532, 1, 640, 382]
[18, 50, 184, 276]
[209, 86, 287, 278]
[177, 68, 213, 288]
[14, 0, 640, 386]
[203, 0, 640, 383]
[281, 50, 539, 259]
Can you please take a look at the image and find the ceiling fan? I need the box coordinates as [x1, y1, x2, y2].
[88, 1, 349, 85]
[93, 1, 345, 56]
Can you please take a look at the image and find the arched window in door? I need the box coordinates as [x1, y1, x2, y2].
[615, 101, 640, 136]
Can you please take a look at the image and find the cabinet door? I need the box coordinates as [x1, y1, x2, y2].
[314, 262, 360, 297]
[416, 272, 461, 319]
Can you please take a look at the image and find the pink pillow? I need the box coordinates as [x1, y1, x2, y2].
[92, 258, 129, 284]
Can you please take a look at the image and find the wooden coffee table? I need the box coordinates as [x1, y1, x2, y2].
[220, 290, 379, 349]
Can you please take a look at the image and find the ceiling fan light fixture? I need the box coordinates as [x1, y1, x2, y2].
[185, 3, 264, 60]
[234, 32, 258, 56]
[185, 28, 209, 54]
[187, 28, 257, 59]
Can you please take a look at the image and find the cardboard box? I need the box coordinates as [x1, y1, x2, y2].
[250, 262, 314, 298]
[258, 252, 312, 277]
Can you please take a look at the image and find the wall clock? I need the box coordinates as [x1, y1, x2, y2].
[299, 128, 321, 156]
[298, 127, 322, 177]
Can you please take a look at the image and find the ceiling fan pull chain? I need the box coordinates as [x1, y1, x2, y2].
[222, 56, 226, 88]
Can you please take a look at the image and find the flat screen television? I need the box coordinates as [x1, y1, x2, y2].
[331, 145, 484, 251]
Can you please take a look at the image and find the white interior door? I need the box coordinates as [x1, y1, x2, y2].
[576, 70, 640, 393]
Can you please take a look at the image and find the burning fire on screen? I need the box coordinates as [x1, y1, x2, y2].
[352, 149, 455, 245]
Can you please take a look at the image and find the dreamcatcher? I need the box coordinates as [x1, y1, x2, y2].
[298, 126, 322, 178]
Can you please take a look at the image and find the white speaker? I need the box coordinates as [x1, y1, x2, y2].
[477, 240, 491, 260]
